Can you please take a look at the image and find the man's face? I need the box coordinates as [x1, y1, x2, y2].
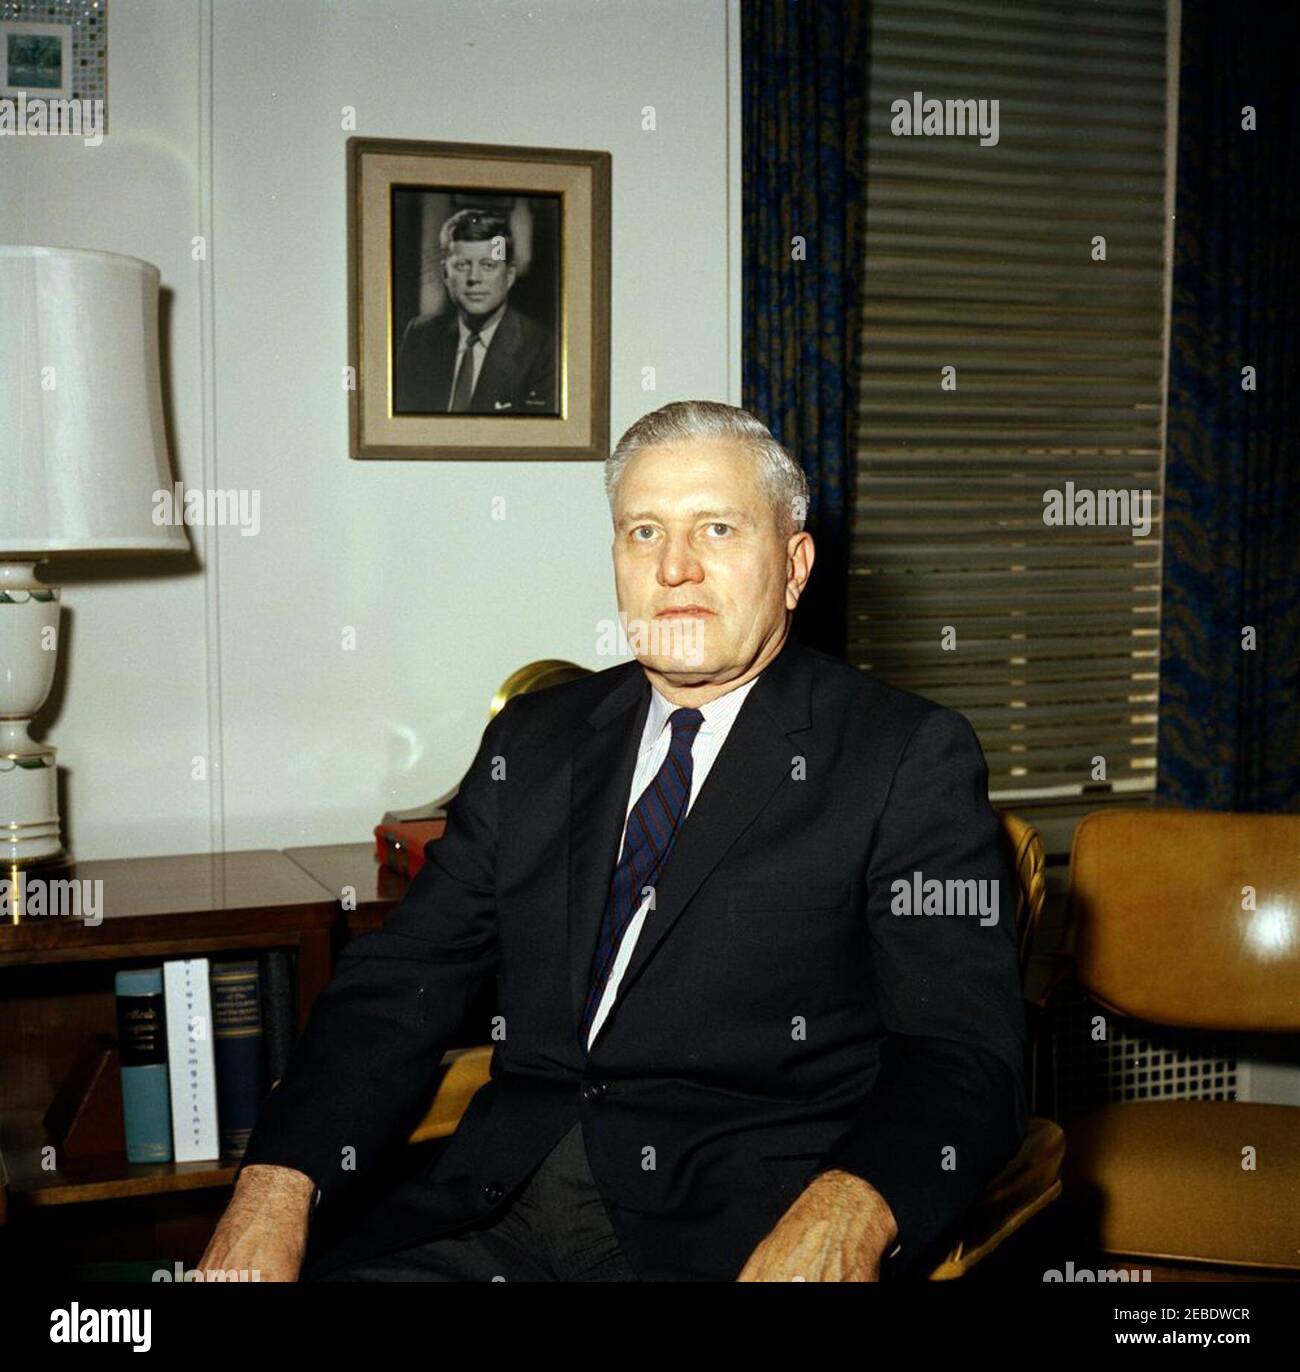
[611, 438, 814, 694]
[443, 238, 516, 319]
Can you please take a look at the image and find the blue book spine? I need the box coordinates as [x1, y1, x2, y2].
[114, 968, 172, 1164]
[211, 959, 269, 1159]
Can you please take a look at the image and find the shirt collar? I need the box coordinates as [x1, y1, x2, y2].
[458, 306, 506, 349]
[643, 671, 763, 748]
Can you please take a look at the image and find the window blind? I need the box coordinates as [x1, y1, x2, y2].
[849, 0, 1173, 801]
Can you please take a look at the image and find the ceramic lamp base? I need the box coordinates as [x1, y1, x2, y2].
[1, 725, 62, 867]
[0, 563, 65, 868]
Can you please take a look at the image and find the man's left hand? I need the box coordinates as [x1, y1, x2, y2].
[736, 1168, 899, 1282]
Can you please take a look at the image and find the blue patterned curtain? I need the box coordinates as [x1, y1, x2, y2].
[1157, 1, 1300, 811]
[742, 0, 869, 659]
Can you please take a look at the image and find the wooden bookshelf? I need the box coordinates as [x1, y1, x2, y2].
[0, 843, 492, 1273]
[0, 850, 337, 1219]
[0, 1107, 237, 1206]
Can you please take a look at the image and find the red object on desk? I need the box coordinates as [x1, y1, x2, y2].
[373, 818, 448, 879]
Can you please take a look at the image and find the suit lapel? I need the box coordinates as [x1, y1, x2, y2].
[429, 318, 459, 410]
[567, 634, 815, 1050]
[566, 663, 651, 1037]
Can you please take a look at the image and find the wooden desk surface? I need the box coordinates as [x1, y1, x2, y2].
[282, 843, 411, 933]
[0, 850, 337, 964]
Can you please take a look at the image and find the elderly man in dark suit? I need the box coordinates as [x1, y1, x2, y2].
[393, 208, 556, 416]
[201, 400, 1027, 1282]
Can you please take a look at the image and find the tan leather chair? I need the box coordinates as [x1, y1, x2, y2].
[1051, 808, 1300, 1275]
[407, 661, 1064, 1278]
[926, 810, 1064, 1277]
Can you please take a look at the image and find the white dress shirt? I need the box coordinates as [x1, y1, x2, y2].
[447, 307, 505, 409]
[586, 670, 762, 1050]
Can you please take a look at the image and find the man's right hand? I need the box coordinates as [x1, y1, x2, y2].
[198, 1163, 316, 1283]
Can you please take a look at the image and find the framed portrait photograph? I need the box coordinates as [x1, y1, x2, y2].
[347, 137, 610, 460]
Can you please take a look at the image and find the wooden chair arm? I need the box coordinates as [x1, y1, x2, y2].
[1025, 950, 1076, 1012]
[408, 1045, 494, 1143]
[927, 1116, 1066, 1279]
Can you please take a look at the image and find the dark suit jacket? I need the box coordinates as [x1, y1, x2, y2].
[393, 304, 556, 415]
[240, 634, 1028, 1281]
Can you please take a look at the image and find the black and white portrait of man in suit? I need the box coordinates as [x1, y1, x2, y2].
[391, 196, 560, 417]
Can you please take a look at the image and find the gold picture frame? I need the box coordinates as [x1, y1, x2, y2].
[347, 136, 610, 461]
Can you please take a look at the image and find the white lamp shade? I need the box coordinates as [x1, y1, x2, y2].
[0, 245, 190, 556]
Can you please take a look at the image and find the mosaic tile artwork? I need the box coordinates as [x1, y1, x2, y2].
[1, 0, 106, 128]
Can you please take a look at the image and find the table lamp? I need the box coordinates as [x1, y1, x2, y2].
[0, 246, 190, 881]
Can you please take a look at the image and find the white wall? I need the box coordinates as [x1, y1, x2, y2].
[1, 0, 740, 859]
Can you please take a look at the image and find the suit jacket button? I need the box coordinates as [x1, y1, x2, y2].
[582, 1081, 606, 1101]
[482, 1182, 503, 1205]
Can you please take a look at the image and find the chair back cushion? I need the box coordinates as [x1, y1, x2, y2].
[1067, 808, 1300, 1030]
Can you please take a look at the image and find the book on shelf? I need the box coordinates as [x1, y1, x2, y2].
[114, 968, 173, 1164]
[259, 950, 296, 1086]
[163, 958, 221, 1163]
[210, 958, 269, 1160]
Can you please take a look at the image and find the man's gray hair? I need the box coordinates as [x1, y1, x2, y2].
[604, 401, 810, 538]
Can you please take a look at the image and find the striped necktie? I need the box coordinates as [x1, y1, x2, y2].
[580, 706, 705, 1045]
